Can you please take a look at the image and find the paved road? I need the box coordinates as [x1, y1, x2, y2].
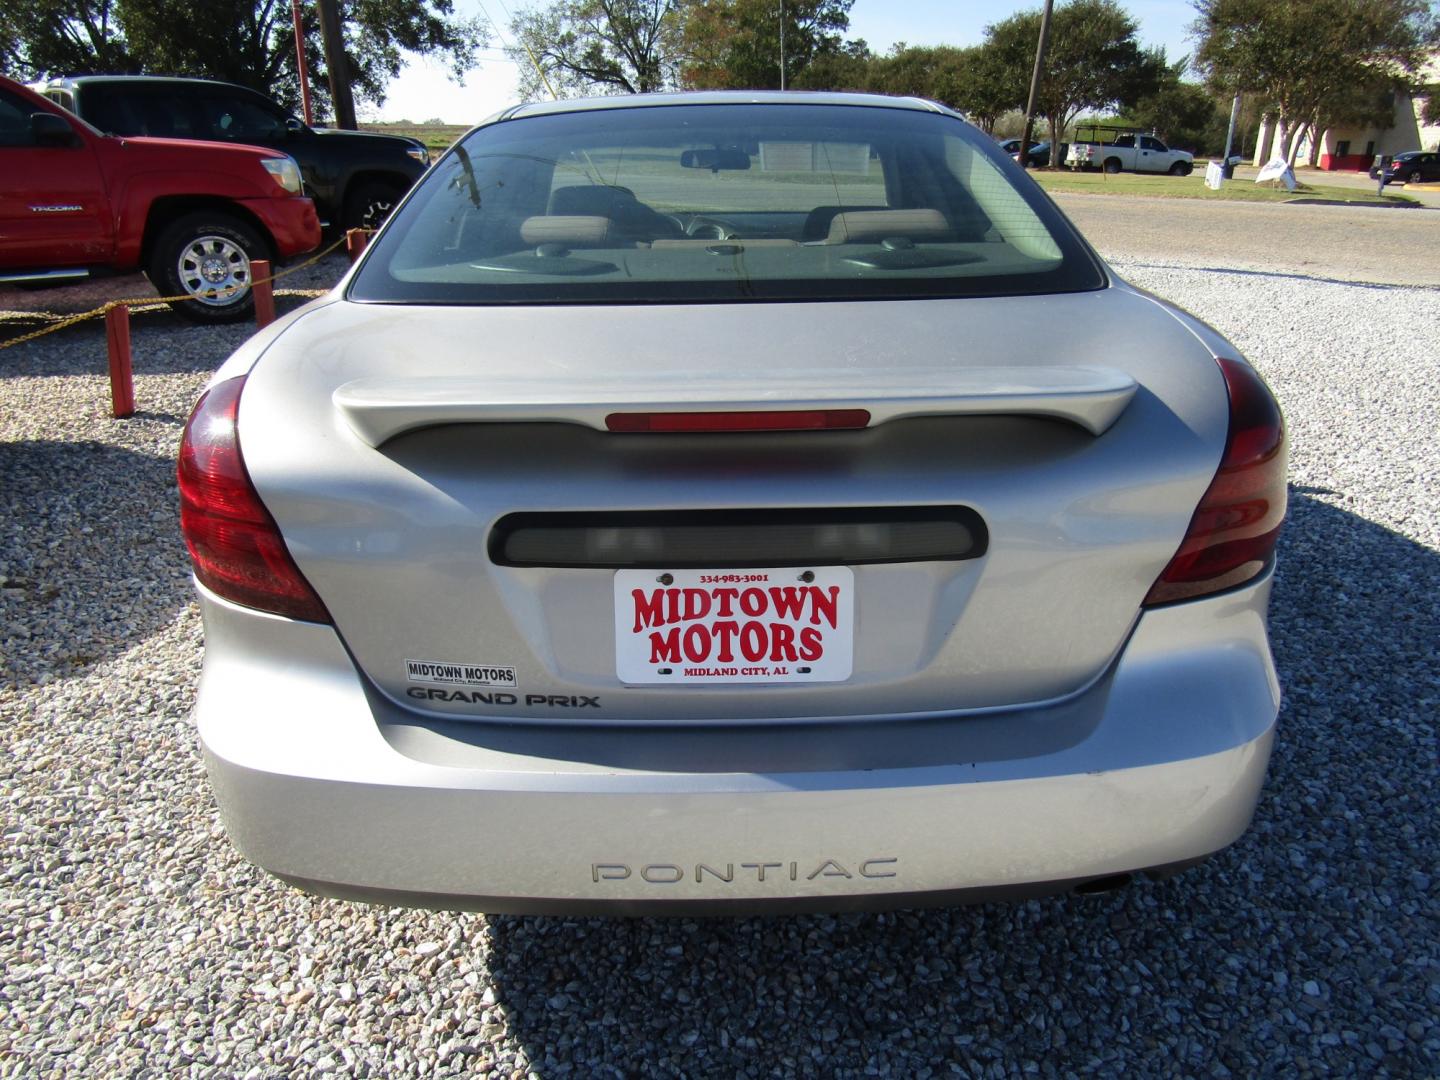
[1248, 166, 1440, 210]
[1053, 191, 1440, 287]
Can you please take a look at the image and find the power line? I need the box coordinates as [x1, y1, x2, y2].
[474, 0, 556, 97]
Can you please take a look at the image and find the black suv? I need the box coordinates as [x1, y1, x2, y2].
[39, 75, 430, 232]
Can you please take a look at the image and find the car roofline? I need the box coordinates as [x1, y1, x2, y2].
[40, 74, 258, 93]
[503, 91, 959, 122]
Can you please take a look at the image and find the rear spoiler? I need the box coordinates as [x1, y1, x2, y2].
[334, 366, 1138, 447]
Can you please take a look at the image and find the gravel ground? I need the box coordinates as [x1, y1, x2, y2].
[2, 247, 1438, 1077]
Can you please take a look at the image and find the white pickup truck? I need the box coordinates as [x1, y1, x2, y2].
[1066, 132, 1194, 176]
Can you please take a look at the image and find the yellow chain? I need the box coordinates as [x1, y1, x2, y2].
[0, 231, 360, 353]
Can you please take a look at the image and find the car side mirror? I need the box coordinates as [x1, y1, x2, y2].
[285, 116, 307, 137]
[30, 112, 80, 148]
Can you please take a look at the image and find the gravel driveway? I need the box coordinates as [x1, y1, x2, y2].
[2, 243, 1437, 1077]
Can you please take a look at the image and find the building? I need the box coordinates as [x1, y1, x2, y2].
[1252, 54, 1439, 170]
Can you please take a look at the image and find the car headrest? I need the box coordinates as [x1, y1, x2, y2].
[519, 215, 613, 247]
[801, 205, 883, 241]
[826, 209, 951, 244]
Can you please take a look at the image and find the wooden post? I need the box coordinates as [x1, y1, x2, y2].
[346, 228, 368, 261]
[105, 305, 135, 419]
[252, 259, 276, 329]
[290, 0, 314, 127]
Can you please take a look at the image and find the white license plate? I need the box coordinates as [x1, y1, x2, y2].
[614, 567, 854, 685]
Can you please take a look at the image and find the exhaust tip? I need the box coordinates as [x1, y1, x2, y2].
[1072, 873, 1133, 896]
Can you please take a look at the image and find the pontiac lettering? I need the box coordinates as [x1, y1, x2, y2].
[591, 858, 898, 884]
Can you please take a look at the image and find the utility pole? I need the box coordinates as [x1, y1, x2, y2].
[1221, 90, 1242, 173]
[779, 0, 786, 91]
[1016, 0, 1054, 170]
[315, 0, 356, 129]
[290, 0, 314, 126]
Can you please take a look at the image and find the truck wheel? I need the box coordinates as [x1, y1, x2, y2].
[1169, 161, 1193, 177]
[1103, 158, 1122, 174]
[344, 179, 405, 232]
[147, 212, 265, 324]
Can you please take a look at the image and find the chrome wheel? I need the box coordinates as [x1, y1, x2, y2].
[361, 198, 395, 231]
[177, 235, 251, 306]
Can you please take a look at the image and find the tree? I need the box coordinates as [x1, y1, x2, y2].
[789, 37, 875, 92]
[0, 0, 136, 78]
[681, 0, 853, 90]
[0, 0, 485, 119]
[947, 45, 1025, 133]
[507, 0, 686, 98]
[855, 44, 1022, 132]
[984, 0, 1161, 167]
[1123, 56, 1225, 151]
[1305, 77, 1399, 163]
[1191, 0, 1436, 165]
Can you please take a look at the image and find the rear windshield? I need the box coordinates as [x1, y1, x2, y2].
[348, 102, 1105, 305]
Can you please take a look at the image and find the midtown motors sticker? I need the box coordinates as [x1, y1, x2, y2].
[614, 567, 854, 684]
[406, 659, 518, 688]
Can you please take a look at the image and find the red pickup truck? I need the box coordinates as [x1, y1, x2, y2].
[0, 75, 320, 323]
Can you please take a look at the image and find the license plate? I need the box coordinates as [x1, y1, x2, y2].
[614, 567, 854, 685]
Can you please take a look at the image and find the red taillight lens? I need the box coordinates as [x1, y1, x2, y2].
[605, 409, 871, 433]
[177, 376, 331, 622]
[1144, 358, 1287, 606]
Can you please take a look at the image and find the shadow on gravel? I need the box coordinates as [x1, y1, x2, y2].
[0, 297, 321, 380]
[0, 439, 192, 688]
[480, 491, 1438, 1076]
[1122, 262, 1435, 292]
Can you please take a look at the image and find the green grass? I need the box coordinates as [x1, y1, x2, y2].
[1030, 169, 1417, 206]
[361, 122, 470, 152]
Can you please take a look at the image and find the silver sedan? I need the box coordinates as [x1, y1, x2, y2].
[180, 92, 1286, 913]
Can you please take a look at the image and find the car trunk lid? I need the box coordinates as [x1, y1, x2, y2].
[236, 285, 1227, 723]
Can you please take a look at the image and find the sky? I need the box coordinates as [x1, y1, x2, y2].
[368, 0, 1202, 124]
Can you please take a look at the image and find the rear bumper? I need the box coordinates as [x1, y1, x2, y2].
[241, 196, 321, 259]
[197, 574, 1280, 914]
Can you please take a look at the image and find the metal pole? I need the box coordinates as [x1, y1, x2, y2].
[290, 0, 314, 126]
[779, 0, 786, 91]
[1222, 91, 1241, 164]
[1017, 0, 1054, 170]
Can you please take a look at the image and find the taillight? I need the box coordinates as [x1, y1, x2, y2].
[1143, 358, 1287, 606]
[177, 376, 331, 622]
[605, 409, 871, 433]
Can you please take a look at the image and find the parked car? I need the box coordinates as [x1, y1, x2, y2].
[0, 75, 320, 323]
[1368, 151, 1440, 184]
[1066, 126, 1194, 175]
[997, 139, 1060, 167]
[38, 76, 428, 232]
[997, 137, 1044, 162]
[185, 92, 1285, 914]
